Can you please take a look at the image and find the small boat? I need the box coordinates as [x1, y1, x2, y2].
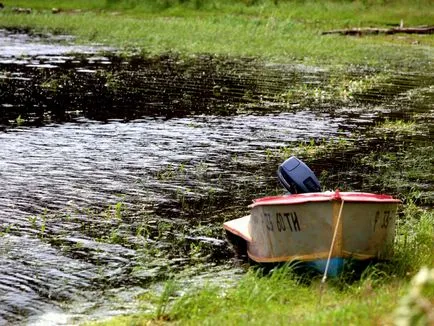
[224, 190, 400, 276]
[224, 156, 401, 276]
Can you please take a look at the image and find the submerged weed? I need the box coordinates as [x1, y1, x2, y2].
[27, 209, 49, 238]
[360, 143, 434, 199]
[108, 227, 125, 245]
[156, 164, 177, 180]
[0, 224, 13, 236]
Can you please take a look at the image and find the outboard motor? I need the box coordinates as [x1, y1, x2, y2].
[277, 156, 321, 193]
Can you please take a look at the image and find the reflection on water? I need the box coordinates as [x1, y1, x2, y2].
[0, 29, 109, 58]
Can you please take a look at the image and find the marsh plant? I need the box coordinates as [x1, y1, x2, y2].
[156, 163, 188, 181]
[97, 70, 122, 92]
[27, 209, 49, 238]
[373, 119, 422, 136]
[360, 143, 434, 201]
[15, 115, 25, 126]
[40, 74, 72, 92]
[103, 199, 126, 219]
[155, 280, 178, 320]
[0, 224, 13, 237]
[280, 73, 389, 104]
[266, 136, 354, 162]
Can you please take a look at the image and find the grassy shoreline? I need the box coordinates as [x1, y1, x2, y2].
[1, 0, 433, 67]
[1, 1, 433, 325]
[91, 204, 433, 325]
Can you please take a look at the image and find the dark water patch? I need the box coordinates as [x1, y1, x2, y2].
[1, 31, 433, 131]
[0, 52, 313, 127]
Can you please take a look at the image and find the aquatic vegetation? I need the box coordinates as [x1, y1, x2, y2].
[40, 77, 61, 91]
[97, 70, 122, 92]
[106, 227, 126, 244]
[156, 163, 189, 181]
[155, 280, 178, 320]
[0, 224, 13, 237]
[15, 114, 25, 126]
[280, 73, 390, 104]
[103, 200, 126, 219]
[404, 85, 434, 107]
[26, 209, 49, 238]
[360, 143, 434, 202]
[374, 119, 421, 135]
[266, 136, 354, 162]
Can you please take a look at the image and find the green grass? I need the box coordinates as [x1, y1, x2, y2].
[165, 273, 402, 325]
[1, 0, 433, 66]
[90, 204, 433, 326]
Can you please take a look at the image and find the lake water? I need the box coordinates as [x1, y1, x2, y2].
[0, 29, 432, 325]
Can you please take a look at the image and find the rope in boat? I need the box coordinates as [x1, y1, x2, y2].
[322, 198, 345, 284]
[318, 199, 345, 306]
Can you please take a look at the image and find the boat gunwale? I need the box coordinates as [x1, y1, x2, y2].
[250, 191, 401, 208]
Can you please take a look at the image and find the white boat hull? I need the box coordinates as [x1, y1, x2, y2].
[224, 192, 400, 264]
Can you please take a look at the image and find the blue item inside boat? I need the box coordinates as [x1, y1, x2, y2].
[306, 258, 345, 277]
[277, 157, 339, 275]
[277, 156, 321, 193]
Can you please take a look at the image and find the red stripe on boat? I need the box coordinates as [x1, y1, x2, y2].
[250, 191, 400, 207]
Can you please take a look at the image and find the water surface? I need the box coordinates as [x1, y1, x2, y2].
[0, 29, 433, 325]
